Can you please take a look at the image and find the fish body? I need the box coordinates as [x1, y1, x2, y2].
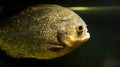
[0, 4, 90, 59]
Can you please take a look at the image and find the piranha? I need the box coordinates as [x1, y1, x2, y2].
[0, 4, 90, 59]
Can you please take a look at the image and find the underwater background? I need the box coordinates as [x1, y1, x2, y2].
[0, 0, 120, 67]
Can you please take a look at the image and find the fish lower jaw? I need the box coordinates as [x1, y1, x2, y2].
[81, 32, 90, 41]
[65, 32, 90, 48]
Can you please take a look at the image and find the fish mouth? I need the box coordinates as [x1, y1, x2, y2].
[62, 32, 90, 48]
[81, 32, 90, 41]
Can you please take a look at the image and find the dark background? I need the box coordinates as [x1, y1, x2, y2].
[0, 0, 120, 67]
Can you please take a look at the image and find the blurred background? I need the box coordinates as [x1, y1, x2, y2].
[0, 0, 120, 67]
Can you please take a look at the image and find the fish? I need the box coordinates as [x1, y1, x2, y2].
[0, 4, 90, 59]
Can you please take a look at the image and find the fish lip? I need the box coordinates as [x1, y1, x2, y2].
[86, 32, 90, 39]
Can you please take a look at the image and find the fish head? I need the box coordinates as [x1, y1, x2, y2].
[57, 15, 90, 49]
[42, 5, 90, 59]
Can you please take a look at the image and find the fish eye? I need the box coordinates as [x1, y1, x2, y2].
[76, 25, 83, 32]
[78, 26, 83, 30]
